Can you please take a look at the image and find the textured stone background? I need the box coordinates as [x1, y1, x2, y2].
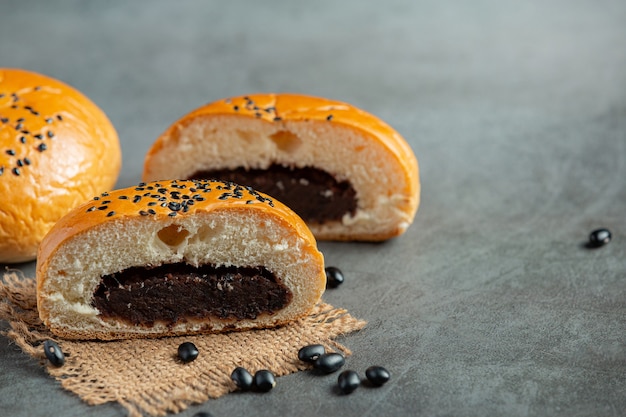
[1, 1, 625, 416]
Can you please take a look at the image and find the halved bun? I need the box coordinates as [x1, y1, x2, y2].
[143, 93, 419, 241]
[36, 179, 326, 340]
[0, 68, 121, 263]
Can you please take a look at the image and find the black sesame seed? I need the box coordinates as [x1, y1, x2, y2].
[45, 117, 53, 124]
[255, 112, 262, 118]
[133, 195, 142, 203]
[6, 149, 15, 156]
[326, 115, 333, 121]
[43, 340, 65, 367]
[254, 370, 276, 392]
[231, 367, 254, 391]
[101, 200, 111, 204]
[37, 143, 47, 152]
[93, 196, 100, 200]
[34, 86, 41, 91]
[101, 192, 110, 197]
[16, 117, 24, 123]
[14, 123, 23, 130]
[0, 166, 4, 176]
[97, 206, 108, 210]
[16, 159, 23, 167]
[168, 212, 177, 217]
[273, 117, 282, 122]
[337, 370, 360, 394]
[588, 228, 612, 248]
[192, 412, 214, 417]
[365, 366, 390, 386]
[178, 342, 199, 363]
[47, 130, 55, 138]
[148, 209, 156, 215]
[298, 344, 326, 363]
[325, 266, 345, 288]
[118, 195, 129, 200]
[313, 353, 345, 374]
[138, 182, 146, 187]
[20, 129, 29, 134]
[23, 157, 31, 165]
[87, 206, 96, 212]
[34, 134, 43, 140]
[147, 202, 157, 206]
[168, 202, 181, 211]
[12, 167, 20, 176]
[0, 117, 8, 123]
[56, 114, 63, 121]
[106, 211, 115, 217]
[139, 210, 149, 216]
[19, 136, 26, 144]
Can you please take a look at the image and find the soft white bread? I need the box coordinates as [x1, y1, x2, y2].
[0, 68, 121, 263]
[36, 179, 326, 340]
[143, 93, 419, 241]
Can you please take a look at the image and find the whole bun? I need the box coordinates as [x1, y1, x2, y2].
[0, 68, 121, 263]
[36, 179, 326, 340]
[143, 93, 419, 241]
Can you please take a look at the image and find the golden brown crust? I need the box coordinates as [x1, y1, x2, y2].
[143, 93, 419, 241]
[0, 68, 121, 263]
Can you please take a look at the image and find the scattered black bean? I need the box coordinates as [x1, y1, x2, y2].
[313, 353, 345, 374]
[43, 340, 65, 367]
[365, 366, 390, 386]
[177, 342, 199, 363]
[588, 228, 611, 248]
[192, 412, 214, 417]
[337, 370, 360, 394]
[231, 367, 254, 391]
[254, 370, 276, 392]
[325, 266, 345, 288]
[298, 344, 326, 363]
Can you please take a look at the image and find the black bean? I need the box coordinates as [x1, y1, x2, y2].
[231, 367, 254, 391]
[313, 353, 345, 373]
[588, 228, 611, 248]
[337, 370, 360, 394]
[365, 366, 390, 386]
[43, 340, 65, 367]
[325, 266, 345, 288]
[177, 342, 199, 363]
[254, 370, 276, 392]
[192, 412, 214, 417]
[298, 344, 326, 363]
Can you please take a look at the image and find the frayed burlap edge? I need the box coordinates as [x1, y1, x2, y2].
[0, 272, 366, 417]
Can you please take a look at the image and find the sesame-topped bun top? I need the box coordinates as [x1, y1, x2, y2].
[143, 93, 420, 242]
[36, 179, 325, 340]
[37, 179, 318, 275]
[0, 68, 121, 263]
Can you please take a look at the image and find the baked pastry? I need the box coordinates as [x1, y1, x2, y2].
[143, 93, 419, 241]
[0, 68, 121, 263]
[36, 179, 326, 340]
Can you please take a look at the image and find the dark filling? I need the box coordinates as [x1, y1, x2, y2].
[190, 164, 357, 223]
[92, 264, 292, 327]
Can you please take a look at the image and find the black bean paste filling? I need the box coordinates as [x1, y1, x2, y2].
[92, 264, 292, 327]
[191, 164, 357, 224]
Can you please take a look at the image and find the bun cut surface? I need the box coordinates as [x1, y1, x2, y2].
[143, 93, 419, 241]
[36, 179, 326, 340]
[0, 68, 121, 263]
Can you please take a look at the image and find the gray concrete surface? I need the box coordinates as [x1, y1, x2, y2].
[1, 1, 625, 416]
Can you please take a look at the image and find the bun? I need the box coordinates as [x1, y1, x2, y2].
[143, 93, 419, 241]
[0, 68, 121, 263]
[36, 179, 326, 340]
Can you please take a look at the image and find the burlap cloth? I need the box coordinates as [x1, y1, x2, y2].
[0, 272, 366, 417]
